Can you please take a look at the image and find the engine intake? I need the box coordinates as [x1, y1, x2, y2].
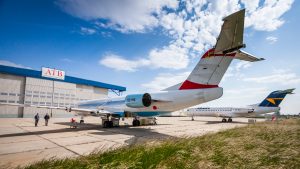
[125, 93, 152, 108]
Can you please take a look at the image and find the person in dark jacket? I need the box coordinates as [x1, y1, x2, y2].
[44, 113, 50, 126]
[34, 113, 39, 127]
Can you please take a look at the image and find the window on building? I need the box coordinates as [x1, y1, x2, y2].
[8, 100, 15, 103]
[1, 92, 8, 95]
[0, 100, 7, 103]
[9, 93, 16, 96]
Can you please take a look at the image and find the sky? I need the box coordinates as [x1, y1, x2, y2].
[0, 0, 299, 114]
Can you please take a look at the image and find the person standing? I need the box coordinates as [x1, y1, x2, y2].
[34, 113, 39, 127]
[44, 113, 50, 126]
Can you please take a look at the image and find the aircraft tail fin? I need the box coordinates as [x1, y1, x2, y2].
[258, 89, 295, 107]
[164, 9, 263, 91]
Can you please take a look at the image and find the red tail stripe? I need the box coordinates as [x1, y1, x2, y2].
[201, 48, 235, 59]
[179, 80, 218, 90]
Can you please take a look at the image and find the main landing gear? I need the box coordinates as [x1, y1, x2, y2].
[103, 120, 114, 128]
[132, 118, 141, 126]
[102, 114, 120, 128]
[222, 118, 232, 123]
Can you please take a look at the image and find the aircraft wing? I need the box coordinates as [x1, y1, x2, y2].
[0, 102, 66, 110]
[214, 9, 245, 53]
[0, 102, 99, 116]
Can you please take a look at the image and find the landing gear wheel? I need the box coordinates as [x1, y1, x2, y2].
[108, 121, 113, 128]
[228, 118, 232, 122]
[132, 119, 140, 126]
[103, 121, 109, 128]
[103, 121, 114, 128]
[192, 116, 194, 121]
[222, 118, 227, 123]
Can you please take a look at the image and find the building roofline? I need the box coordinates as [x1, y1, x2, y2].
[0, 65, 126, 92]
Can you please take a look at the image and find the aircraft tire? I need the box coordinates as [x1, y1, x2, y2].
[132, 119, 140, 126]
[103, 121, 109, 128]
[132, 119, 137, 126]
[108, 121, 114, 128]
[222, 118, 227, 123]
[228, 118, 232, 122]
[137, 120, 140, 126]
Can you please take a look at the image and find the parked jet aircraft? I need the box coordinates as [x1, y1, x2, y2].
[185, 89, 295, 122]
[0, 9, 264, 127]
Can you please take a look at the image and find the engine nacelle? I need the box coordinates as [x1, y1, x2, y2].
[125, 93, 152, 108]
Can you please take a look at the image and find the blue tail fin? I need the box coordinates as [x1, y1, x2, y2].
[259, 89, 295, 107]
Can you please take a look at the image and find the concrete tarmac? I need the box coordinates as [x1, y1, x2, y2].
[0, 117, 263, 168]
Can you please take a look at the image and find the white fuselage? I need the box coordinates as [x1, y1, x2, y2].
[77, 87, 223, 117]
[185, 105, 280, 118]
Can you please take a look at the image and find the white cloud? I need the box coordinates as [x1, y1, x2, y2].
[141, 72, 190, 91]
[266, 36, 278, 44]
[99, 53, 150, 72]
[244, 0, 294, 31]
[57, 0, 178, 33]
[99, 44, 189, 71]
[0, 60, 32, 69]
[225, 87, 269, 99]
[243, 69, 300, 85]
[80, 27, 96, 35]
[223, 61, 252, 81]
[58, 0, 294, 71]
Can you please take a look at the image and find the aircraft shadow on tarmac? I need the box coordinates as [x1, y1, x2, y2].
[0, 122, 174, 143]
[88, 127, 175, 145]
[180, 119, 249, 124]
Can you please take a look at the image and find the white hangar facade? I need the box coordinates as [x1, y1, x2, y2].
[0, 65, 126, 118]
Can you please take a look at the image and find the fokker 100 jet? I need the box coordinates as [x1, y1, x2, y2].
[185, 89, 295, 122]
[0, 9, 264, 127]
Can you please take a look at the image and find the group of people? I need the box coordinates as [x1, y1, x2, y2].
[34, 113, 50, 127]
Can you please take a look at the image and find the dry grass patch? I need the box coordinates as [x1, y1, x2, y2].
[24, 119, 300, 169]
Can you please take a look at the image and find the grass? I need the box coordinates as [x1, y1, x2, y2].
[24, 119, 300, 169]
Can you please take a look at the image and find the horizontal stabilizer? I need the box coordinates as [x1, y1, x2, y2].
[234, 50, 265, 62]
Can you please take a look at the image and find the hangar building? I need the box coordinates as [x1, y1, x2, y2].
[0, 65, 126, 118]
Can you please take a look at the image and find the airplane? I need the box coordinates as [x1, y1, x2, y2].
[185, 88, 295, 122]
[0, 9, 264, 128]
